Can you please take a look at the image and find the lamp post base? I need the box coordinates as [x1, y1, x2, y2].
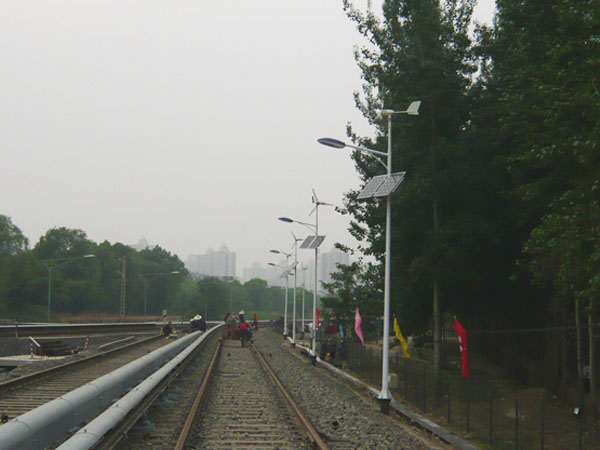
[378, 398, 391, 415]
[310, 354, 317, 366]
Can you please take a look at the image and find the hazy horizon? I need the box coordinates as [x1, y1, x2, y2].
[1, 0, 496, 275]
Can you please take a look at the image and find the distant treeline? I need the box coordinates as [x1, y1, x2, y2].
[0, 216, 307, 322]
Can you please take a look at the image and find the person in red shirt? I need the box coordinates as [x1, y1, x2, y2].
[238, 319, 251, 346]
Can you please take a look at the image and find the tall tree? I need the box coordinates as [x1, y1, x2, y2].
[343, 0, 476, 376]
[487, 0, 600, 414]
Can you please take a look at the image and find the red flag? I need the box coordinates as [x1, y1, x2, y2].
[354, 308, 365, 346]
[316, 307, 320, 329]
[453, 316, 469, 378]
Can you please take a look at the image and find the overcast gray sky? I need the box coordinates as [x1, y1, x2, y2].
[1, 0, 495, 273]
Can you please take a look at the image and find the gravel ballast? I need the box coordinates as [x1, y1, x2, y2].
[253, 327, 448, 450]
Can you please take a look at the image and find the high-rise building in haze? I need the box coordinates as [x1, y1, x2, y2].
[306, 246, 350, 293]
[132, 237, 154, 251]
[186, 244, 236, 278]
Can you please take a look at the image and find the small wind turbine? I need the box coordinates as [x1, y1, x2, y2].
[309, 189, 333, 216]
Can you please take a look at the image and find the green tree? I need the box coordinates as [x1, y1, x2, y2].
[320, 262, 368, 340]
[485, 0, 600, 414]
[244, 278, 270, 312]
[0, 215, 29, 261]
[34, 227, 95, 260]
[0, 250, 45, 320]
[343, 0, 476, 375]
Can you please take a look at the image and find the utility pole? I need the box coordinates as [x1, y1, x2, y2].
[120, 256, 126, 322]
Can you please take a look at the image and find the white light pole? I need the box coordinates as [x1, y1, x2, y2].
[318, 100, 420, 413]
[301, 263, 308, 337]
[141, 271, 180, 321]
[279, 216, 321, 364]
[41, 254, 96, 323]
[289, 233, 302, 346]
[268, 255, 292, 338]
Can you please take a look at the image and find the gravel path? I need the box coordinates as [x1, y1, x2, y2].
[254, 327, 448, 450]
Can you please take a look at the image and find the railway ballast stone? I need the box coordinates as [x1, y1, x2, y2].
[254, 327, 446, 450]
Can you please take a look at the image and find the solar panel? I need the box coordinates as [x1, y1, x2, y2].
[280, 261, 298, 278]
[373, 172, 406, 198]
[300, 236, 316, 249]
[357, 175, 387, 200]
[308, 236, 326, 249]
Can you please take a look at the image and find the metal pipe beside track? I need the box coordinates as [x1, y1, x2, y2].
[0, 327, 221, 450]
[56, 326, 221, 450]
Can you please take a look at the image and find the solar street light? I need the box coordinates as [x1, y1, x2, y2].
[290, 232, 303, 346]
[279, 189, 330, 365]
[41, 254, 96, 323]
[270, 250, 292, 338]
[317, 100, 420, 414]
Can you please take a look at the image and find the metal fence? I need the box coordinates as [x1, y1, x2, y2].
[337, 339, 599, 450]
[275, 320, 599, 449]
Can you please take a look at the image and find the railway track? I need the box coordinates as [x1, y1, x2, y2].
[110, 331, 222, 449]
[177, 339, 326, 449]
[0, 335, 166, 420]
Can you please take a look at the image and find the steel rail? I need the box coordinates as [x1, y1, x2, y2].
[173, 338, 223, 450]
[252, 342, 329, 450]
[57, 326, 222, 450]
[0, 334, 161, 393]
[0, 331, 206, 450]
[0, 321, 223, 338]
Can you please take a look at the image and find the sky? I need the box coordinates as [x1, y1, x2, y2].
[1, 0, 496, 274]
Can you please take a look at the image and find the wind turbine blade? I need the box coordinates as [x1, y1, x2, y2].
[312, 188, 319, 204]
[291, 231, 298, 241]
[308, 206, 317, 216]
[321, 202, 334, 207]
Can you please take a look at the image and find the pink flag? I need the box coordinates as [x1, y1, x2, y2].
[354, 308, 365, 346]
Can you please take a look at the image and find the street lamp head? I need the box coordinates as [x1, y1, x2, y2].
[268, 262, 276, 267]
[170, 271, 180, 274]
[317, 138, 346, 149]
[84, 254, 96, 258]
[278, 217, 294, 223]
[270, 249, 281, 254]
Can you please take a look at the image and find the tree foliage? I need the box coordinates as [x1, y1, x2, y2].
[340, 0, 600, 341]
[0, 219, 296, 321]
[0, 215, 28, 261]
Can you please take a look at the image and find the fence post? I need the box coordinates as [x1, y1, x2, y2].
[423, 365, 427, 412]
[404, 358, 408, 399]
[540, 399, 544, 450]
[515, 391, 519, 450]
[466, 379, 470, 434]
[370, 347, 373, 385]
[489, 387, 493, 443]
[578, 409, 583, 450]
[448, 389, 451, 424]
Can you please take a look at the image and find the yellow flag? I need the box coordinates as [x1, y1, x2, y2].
[393, 317, 410, 358]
